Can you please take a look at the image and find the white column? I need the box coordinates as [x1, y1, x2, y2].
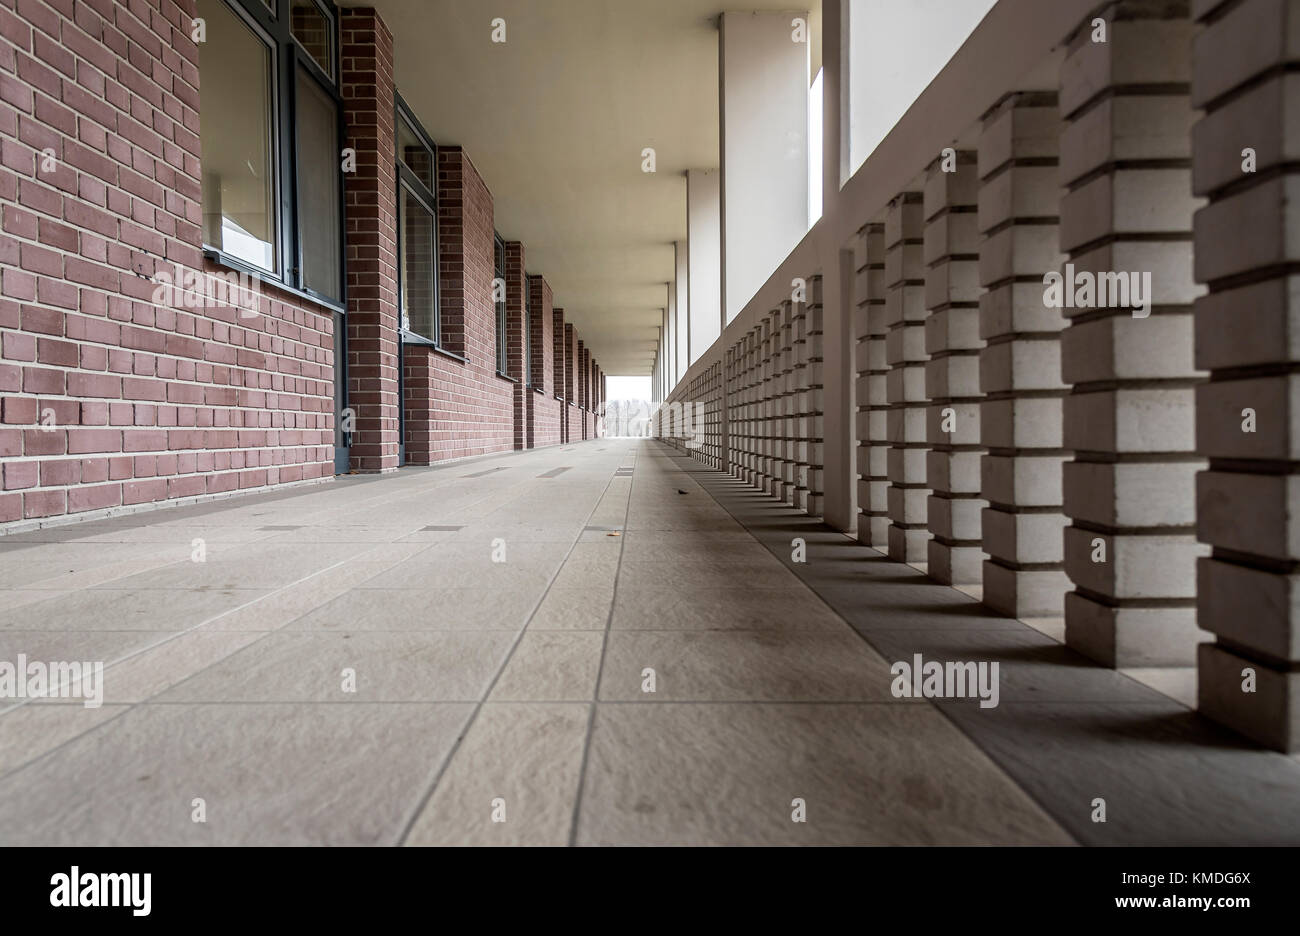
[1192, 0, 1300, 751]
[686, 170, 720, 364]
[720, 10, 809, 325]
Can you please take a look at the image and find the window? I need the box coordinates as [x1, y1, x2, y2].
[494, 233, 508, 375]
[395, 96, 440, 346]
[399, 185, 437, 342]
[197, 0, 344, 306]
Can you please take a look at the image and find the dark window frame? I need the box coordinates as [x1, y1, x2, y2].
[394, 93, 447, 352]
[199, 0, 346, 310]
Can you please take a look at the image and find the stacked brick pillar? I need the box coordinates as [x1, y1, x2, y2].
[576, 340, 587, 439]
[924, 152, 986, 585]
[1191, 0, 1300, 750]
[505, 242, 527, 450]
[976, 92, 1070, 620]
[884, 192, 930, 560]
[553, 308, 567, 442]
[340, 10, 400, 471]
[1058, 2, 1207, 666]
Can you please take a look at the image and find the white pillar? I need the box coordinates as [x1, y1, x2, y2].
[720, 10, 809, 325]
[686, 170, 720, 365]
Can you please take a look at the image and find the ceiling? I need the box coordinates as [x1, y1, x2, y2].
[348, 0, 820, 374]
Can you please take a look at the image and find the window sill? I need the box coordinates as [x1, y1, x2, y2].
[532, 386, 546, 395]
[496, 371, 520, 384]
[401, 331, 470, 365]
[202, 249, 345, 314]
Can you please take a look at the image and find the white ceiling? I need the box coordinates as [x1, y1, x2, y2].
[349, 0, 819, 374]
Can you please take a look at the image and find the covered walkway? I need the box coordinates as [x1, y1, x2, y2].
[1, 440, 1297, 845]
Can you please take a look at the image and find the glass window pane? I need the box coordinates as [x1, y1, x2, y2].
[199, 0, 276, 272]
[397, 114, 433, 190]
[400, 187, 437, 342]
[296, 64, 341, 298]
[291, 0, 332, 79]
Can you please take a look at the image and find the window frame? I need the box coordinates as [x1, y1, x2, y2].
[199, 0, 347, 311]
[394, 93, 446, 352]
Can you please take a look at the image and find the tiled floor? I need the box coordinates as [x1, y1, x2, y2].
[0, 440, 1296, 845]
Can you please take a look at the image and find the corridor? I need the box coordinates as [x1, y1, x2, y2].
[1, 440, 1297, 846]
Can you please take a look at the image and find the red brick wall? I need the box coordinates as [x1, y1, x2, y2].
[403, 147, 513, 462]
[341, 8, 399, 471]
[527, 273, 561, 448]
[0, 0, 334, 526]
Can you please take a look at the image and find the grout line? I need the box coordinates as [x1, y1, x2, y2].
[393, 450, 629, 847]
[566, 445, 637, 847]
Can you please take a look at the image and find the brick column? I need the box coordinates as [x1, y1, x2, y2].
[977, 92, 1070, 620]
[1192, 0, 1300, 751]
[340, 9, 399, 472]
[576, 339, 587, 439]
[855, 222, 890, 548]
[803, 275, 826, 516]
[526, 274, 556, 448]
[564, 322, 576, 441]
[884, 191, 929, 560]
[924, 152, 986, 584]
[505, 242, 526, 450]
[554, 308, 567, 442]
[1058, 2, 1206, 667]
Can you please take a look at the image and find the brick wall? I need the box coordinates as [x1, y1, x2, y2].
[403, 147, 514, 462]
[0, 0, 334, 527]
[528, 273, 561, 448]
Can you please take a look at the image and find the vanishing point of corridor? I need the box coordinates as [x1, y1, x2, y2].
[2, 440, 1297, 846]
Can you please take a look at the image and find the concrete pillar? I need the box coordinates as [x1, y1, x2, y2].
[687, 170, 721, 363]
[977, 92, 1070, 620]
[720, 10, 809, 325]
[777, 301, 796, 502]
[728, 345, 738, 470]
[884, 189, 930, 562]
[799, 275, 825, 516]
[749, 325, 762, 483]
[759, 313, 775, 491]
[1058, 1, 1207, 667]
[855, 222, 889, 548]
[924, 151, 986, 585]
[1192, 0, 1300, 751]
[790, 300, 809, 506]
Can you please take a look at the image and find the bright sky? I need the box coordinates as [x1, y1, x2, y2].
[604, 375, 651, 402]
